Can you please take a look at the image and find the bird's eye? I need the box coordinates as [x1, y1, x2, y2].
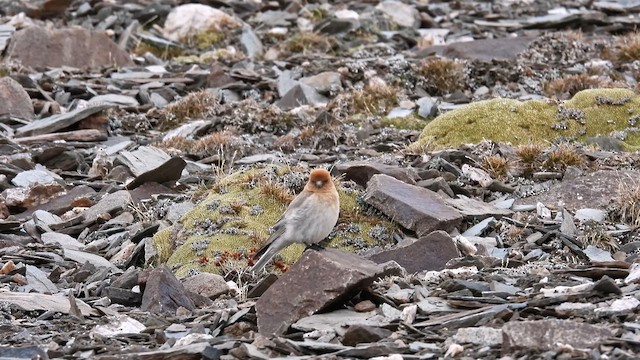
[315, 180, 324, 188]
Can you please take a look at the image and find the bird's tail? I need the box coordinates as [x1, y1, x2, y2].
[250, 246, 278, 273]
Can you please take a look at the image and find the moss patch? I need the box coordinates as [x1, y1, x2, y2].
[381, 114, 430, 130]
[152, 166, 398, 276]
[414, 88, 640, 149]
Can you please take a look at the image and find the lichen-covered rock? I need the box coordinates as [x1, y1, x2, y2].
[152, 166, 398, 276]
[415, 88, 640, 149]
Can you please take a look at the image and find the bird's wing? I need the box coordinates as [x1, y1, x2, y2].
[252, 191, 312, 260]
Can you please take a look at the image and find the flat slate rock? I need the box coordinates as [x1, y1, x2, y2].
[141, 265, 195, 315]
[0, 289, 97, 316]
[6, 25, 133, 69]
[515, 169, 640, 210]
[16, 104, 111, 137]
[368, 230, 459, 273]
[445, 195, 513, 219]
[423, 36, 536, 61]
[332, 161, 419, 187]
[502, 319, 614, 351]
[0, 76, 34, 120]
[255, 248, 385, 336]
[364, 174, 462, 237]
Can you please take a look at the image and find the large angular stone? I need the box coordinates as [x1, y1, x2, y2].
[141, 265, 195, 315]
[16, 104, 111, 137]
[255, 248, 387, 336]
[364, 174, 462, 236]
[424, 36, 536, 62]
[515, 169, 640, 210]
[368, 231, 458, 273]
[502, 319, 613, 351]
[0, 77, 34, 120]
[82, 190, 132, 224]
[332, 162, 419, 187]
[6, 26, 132, 69]
[182, 272, 229, 299]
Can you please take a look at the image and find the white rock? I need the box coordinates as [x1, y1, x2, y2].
[90, 315, 145, 337]
[163, 4, 240, 42]
[453, 327, 502, 346]
[625, 262, 640, 285]
[575, 208, 607, 222]
[335, 9, 359, 20]
[376, 0, 419, 28]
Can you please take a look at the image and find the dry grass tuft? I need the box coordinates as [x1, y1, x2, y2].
[192, 131, 239, 156]
[614, 32, 640, 63]
[481, 155, 510, 179]
[155, 136, 196, 154]
[417, 57, 465, 95]
[578, 222, 619, 252]
[543, 145, 587, 171]
[351, 79, 400, 115]
[163, 90, 218, 129]
[285, 32, 336, 54]
[515, 143, 544, 173]
[543, 74, 606, 98]
[259, 182, 294, 205]
[612, 181, 640, 227]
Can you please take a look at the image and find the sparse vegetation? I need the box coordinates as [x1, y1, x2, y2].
[132, 40, 184, 60]
[163, 90, 219, 129]
[614, 32, 640, 63]
[481, 155, 510, 179]
[380, 115, 429, 130]
[285, 32, 336, 54]
[544, 74, 606, 98]
[417, 57, 465, 95]
[611, 181, 640, 227]
[543, 145, 587, 171]
[351, 79, 400, 115]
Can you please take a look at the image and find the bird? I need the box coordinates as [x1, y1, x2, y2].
[250, 168, 340, 272]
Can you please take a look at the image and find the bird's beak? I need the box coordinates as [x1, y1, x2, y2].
[315, 180, 324, 188]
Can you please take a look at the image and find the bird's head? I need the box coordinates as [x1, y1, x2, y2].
[308, 169, 333, 190]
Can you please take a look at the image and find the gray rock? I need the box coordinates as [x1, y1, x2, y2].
[416, 177, 454, 198]
[300, 71, 342, 95]
[12, 165, 62, 187]
[116, 146, 186, 190]
[333, 162, 419, 187]
[376, 0, 419, 28]
[166, 202, 195, 224]
[575, 208, 607, 222]
[83, 190, 132, 224]
[594, 297, 640, 316]
[502, 319, 613, 351]
[182, 273, 229, 299]
[102, 287, 142, 307]
[386, 108, 413, 119]
[560, 208, 577, 236]
[24, 265, 58, 294]
[584, 245, 614, 263]
[0, 76, 34, 120]
[462, 217, 495, 237]
[555, 302, 596, 316]
[515, 169, 640, 210]
[364, 174, 462, 237]
[16, 104, 111, 137]
[368, 231, 458, 273]
[292, 309, 388, 333]
[425, 36, 536, 62]
[0, 346, 48, 360]
[453, 327, 502, 346]
[241, 26, 263, 59]
[6, 26, 132, 69]
[416, 96, 438, 118]
[41, 232, 84, 250]
[63, 249, 115, 269]
[255, 248, 387, 335]
[276, 83, 328, 110]
[444, 195, 512, 220]
[141, 265, 195, 314]
[341, 325, 392, 346]
[88, 94, 140, 107]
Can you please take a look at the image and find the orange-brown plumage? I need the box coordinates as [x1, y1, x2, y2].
[250, 168, 340, 272]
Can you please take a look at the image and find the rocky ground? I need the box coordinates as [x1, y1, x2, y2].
[2, 0, 640, 359]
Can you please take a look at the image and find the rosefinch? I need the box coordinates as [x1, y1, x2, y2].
[250, 169, 340, 272]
